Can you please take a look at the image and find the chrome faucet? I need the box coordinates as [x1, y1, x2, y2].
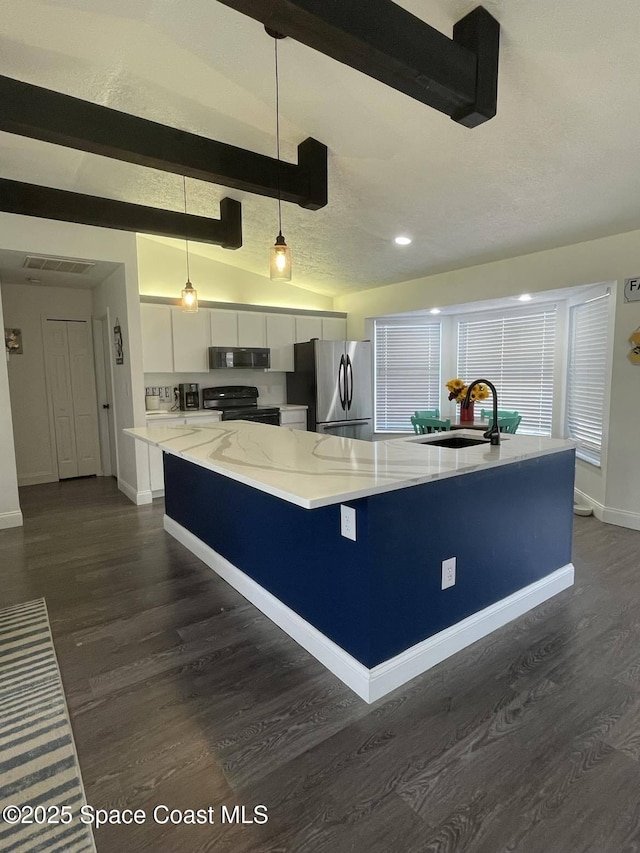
[464, 379, 500, 445]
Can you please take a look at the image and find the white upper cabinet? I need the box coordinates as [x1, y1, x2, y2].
[171, 309, 210, 372]
[238, 311, 266, 347]
[265, 313, 295, 372]
[295, 315, 323, 343]
[322, 317, 347, 341]
[210, 309, 239, 347]
[141, 304, 174, 372]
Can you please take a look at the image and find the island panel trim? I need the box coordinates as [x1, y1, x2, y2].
[163, 449, 575, 670]
[165, 514, 574, 703]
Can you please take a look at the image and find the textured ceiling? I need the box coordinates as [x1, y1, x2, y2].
[1, 0, 640, 297]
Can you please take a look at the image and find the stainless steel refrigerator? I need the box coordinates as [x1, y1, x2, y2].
[286, 340, 372, 440]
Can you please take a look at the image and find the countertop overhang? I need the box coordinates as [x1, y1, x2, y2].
[125, 422, 575, 509]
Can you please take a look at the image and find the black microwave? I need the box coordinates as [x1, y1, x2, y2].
[208, 346, 271, 369]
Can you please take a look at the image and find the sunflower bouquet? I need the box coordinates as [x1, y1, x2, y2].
[446, 378, 490, 405]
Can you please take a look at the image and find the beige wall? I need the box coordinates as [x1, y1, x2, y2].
[137, 235, 333, 311]
[2, 282, 94, 486]
[335, 228, 640, 529]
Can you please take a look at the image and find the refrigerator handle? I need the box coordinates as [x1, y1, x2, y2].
[338, 354, 346, 410]
[346, 355, 354, 410]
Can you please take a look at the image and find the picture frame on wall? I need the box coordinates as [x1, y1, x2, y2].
[113, 319, 124, 365]
[4, 327, 23, 355]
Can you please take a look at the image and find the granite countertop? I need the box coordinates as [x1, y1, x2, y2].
[124, 422, 574, 510]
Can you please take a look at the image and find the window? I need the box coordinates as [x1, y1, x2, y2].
[374, 318, 441, 432]
[457, 309, 557, 435]
[566, 293, 610, 465]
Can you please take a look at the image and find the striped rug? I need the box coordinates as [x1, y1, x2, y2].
[0, 599, 96, 852]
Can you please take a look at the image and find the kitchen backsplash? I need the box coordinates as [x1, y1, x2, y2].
[144, 370, 288, 410]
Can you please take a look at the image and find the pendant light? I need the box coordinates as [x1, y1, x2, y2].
[268, 30, 292, 281]
[180, 176, 198, 312]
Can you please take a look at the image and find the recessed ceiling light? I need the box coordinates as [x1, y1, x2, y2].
[429, 308, 441, 314]
[394, 235, 412, 246]
[518, 293, 532, 302]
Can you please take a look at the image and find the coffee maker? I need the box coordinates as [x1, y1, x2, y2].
[178, 383, 200, 410]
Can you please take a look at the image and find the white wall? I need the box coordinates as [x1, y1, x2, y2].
[336, 229, 640, 530]
[0, 281, 22, 529]
[137, 235, 333, 311]
[0, 214, 148, 504]
[1, 282, 94, 486]
[93, 265, 151, 504]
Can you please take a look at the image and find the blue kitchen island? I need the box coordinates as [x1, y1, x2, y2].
[125, 423, 575, 702]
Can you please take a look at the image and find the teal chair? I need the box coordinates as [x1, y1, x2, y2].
[494, 414, 522, 434]
[481, 408, 520, 421]
[411, 416, 451, 435]
[414, 408, 440, 419]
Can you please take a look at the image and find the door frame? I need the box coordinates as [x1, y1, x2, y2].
[92, 316, 115, 477]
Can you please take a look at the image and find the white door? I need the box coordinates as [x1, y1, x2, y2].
[44, 319, 100, 480]
[43, 321, 78, 479]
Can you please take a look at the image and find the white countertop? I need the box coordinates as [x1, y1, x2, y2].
[125, 421, 574, 510]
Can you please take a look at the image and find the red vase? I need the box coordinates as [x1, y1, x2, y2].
[460, 401, 475, 423]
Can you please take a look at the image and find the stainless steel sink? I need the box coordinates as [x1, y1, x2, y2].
[417, 435, 490, 449]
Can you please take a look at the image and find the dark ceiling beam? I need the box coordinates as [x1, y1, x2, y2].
[0, 75, 327, 210]
[216, 1, 499, 127]
[0, 179, 243, 248]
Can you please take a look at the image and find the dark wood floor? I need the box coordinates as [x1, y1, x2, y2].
[1, 477, 640, 852]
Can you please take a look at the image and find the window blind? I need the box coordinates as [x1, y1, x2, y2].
[457, 309, 557, 435]
[374, 318, 441, 432]
[566, 294, 610, 465]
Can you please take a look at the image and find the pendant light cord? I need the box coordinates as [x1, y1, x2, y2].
[274, 38, 282, 236]
[183, 175, 191, 282]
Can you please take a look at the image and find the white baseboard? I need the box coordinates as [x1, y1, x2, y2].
[17, 472, 58, 487]
[601, 506, 640, 531]
[118, 478, 152, 506]
[164, 515, 574, 703]
[574, 488, 640, 531]
[0, 510, 24, 529]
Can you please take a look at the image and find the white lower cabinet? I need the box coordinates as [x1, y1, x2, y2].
[280, 408, 308, 430]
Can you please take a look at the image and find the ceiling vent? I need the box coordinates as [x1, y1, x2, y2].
[23, 256, 95, 275]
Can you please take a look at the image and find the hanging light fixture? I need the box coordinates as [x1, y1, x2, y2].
[268, 29, 292, 281]
[180, 176, 198, 312]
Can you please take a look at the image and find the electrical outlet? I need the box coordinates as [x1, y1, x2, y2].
[340, 505, 356, 541]
[441, 557, 456, 590]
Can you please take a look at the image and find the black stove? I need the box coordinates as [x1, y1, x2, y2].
[202, 386, 280, 426]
